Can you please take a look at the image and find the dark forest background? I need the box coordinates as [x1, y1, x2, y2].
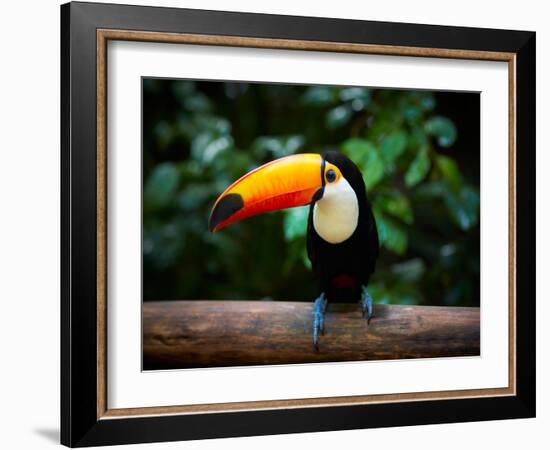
[142, 79, 480, 307]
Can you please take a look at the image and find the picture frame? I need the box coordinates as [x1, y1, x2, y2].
[61, 1, 535, 446]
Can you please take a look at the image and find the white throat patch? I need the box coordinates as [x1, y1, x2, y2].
[313, 177, 359, 244]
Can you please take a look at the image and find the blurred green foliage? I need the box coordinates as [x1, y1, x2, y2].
[143, 79, 480, 307]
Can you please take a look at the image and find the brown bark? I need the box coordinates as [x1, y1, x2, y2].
[143, 301, 480, 369]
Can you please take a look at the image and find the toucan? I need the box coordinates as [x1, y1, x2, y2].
[209, 151, 379, 348]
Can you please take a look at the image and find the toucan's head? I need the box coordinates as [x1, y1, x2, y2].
[208, 151, 365, 233]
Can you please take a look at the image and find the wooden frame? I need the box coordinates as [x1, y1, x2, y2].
[61, 1, 535, 446]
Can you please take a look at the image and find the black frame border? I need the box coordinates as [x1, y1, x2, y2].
[61, 2, 535, 447]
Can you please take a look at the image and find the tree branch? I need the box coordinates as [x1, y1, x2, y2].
[143, 301, 480, 369]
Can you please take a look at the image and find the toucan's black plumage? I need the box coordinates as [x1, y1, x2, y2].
[306, 151, 379, 303]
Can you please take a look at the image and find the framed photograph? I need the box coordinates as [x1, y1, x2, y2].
[61, 1, 535, 446]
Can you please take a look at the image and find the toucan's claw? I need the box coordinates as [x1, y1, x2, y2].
[361, 287, 374, 324]
[312, 293, 327, 350]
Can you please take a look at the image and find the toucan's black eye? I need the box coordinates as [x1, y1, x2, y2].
[326, 169, 336, 183]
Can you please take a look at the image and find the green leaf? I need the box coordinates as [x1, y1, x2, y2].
[390, 258, 426, 283]
[402, 104, 421, 122]
[339, 87, 371, 111]
[183, 92, 212, 113]
[366, 283, 391, 305]
[176, 183, 212, 211]
[252, 136, 282, 158]
[341, 138, 373, 160]
[301, 86, 336, 106]
[341, 138, 384, 189]
[252, 135, 305, 159]
[461, 184, 480, 214]
[444, 185, 480, 230]
[408, 126, 429, 151]
[285, 135, 305, 153]
[283, 207, 309, 241]
[144, 163, 180, 210]
[405, 147, 431, 187]
[191, 133, 233, 165]
[366, 107, 402, 142]
[339, 87, 370, 102]
[413, 180, 447, 199]
[399, 93, 424, 123]
[376, 191, 413, 224]
[420, 94, 436, 111]
[436, 155, 461, 191]
[373, 207, 408, 255]
[362, 154, 385, 190]
[380, 130, 408, 163]
[325, 105, 352, 129]
[425, 116, 457, 148]
[193, 115, 231, 135]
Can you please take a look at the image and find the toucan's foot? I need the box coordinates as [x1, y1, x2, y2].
[312, 293, 327, 350]
[361, 286, 374, 324]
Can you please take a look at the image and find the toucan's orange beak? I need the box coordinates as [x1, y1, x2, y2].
[209, 153, 323, 232]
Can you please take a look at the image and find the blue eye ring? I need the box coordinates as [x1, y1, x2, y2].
[326, 169, 336, 183]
